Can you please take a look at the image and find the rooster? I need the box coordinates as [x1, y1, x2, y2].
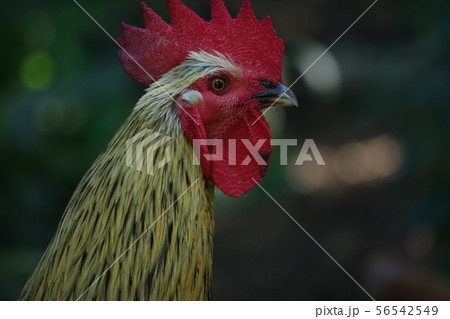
[20, 0, 297, 300]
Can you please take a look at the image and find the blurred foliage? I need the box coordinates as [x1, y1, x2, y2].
[1, 0, 449, 300]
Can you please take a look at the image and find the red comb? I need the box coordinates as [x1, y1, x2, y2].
[117, 0, 284, 87]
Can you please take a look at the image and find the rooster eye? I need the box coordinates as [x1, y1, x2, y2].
[209, 76, 229, 94]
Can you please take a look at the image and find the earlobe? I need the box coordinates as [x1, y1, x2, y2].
[180, 90, 204, 106]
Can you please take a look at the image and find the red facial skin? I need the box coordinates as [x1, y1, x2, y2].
[178, 71, 274, 198]
[188, 74, 262, 138]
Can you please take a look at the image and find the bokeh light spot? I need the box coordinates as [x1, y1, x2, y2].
[288, 135, 404, 194]
[20, 51, 55, 91]
[297, 43, 342, 94]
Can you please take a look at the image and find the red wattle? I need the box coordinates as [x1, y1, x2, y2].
[180, 105, 272, 198]
[210, 106, 272, 197]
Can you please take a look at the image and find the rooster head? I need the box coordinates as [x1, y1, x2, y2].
[117, 0, 297, 198]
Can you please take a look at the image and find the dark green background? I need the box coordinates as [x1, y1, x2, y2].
[1, 0, 449, 300]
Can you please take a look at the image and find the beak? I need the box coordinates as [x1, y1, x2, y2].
[252, 83, 298, 108]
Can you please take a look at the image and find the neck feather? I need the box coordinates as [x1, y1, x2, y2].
[20, 90, 216, 300]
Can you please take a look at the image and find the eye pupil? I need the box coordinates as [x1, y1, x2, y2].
[214, 80, 224, 90]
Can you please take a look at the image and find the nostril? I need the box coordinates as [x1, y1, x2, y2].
[260, 81, 276, 89]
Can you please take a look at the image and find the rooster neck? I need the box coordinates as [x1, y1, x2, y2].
[20, 97, 216, 301]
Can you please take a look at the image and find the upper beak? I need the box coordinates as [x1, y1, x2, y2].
[252, 83, 298, 108]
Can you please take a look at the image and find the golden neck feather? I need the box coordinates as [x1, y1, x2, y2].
[20, 91, 216, 300]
